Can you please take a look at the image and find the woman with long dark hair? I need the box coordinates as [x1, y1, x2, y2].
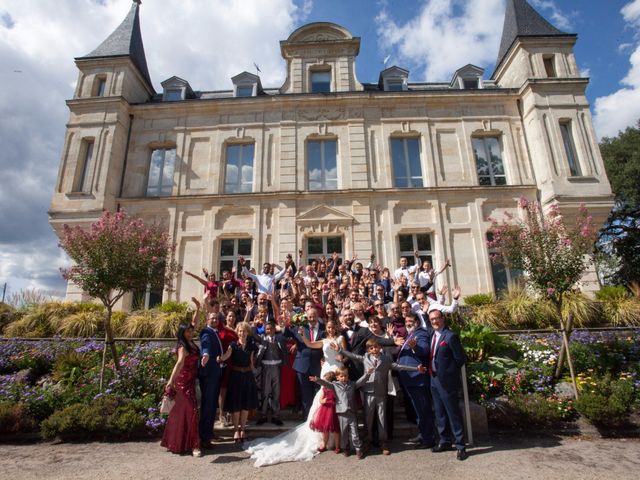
[161, 323, 201, 457]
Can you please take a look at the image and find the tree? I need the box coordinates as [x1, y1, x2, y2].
[598, 121, 640, 286]
[488, 197, 597, 397]
[59, 210, 180, 385]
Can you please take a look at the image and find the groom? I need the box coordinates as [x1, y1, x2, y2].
[199, 309, 224, 449]
[285, 306, 325, 416]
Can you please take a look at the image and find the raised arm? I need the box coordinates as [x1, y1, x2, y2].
[337, 348, 364, 364]
[190, 297, 201, 328]
[185, 270, 208, 287]
[298, 327, 324, 349]
[239, 256, 258, 282]
[355, 368, 373, 388]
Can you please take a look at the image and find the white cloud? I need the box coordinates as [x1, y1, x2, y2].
[579, 66, 590, 78]
[530, 0, 574, 31]
[375, 0, 504, 82]
[0, 0, 303, 296]
[593, 0, 640, 138]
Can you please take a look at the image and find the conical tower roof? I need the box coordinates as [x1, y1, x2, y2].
[494, 0, 574, 75]
[81, 1, 152, 89]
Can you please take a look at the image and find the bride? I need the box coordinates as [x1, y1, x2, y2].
[245, 319, 347, 467]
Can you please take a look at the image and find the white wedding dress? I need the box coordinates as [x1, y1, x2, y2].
[245, 338, 343, 467]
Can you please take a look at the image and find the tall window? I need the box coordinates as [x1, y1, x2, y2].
[472, 137, 506, 186]
[311, 70, 331, 93]
[219, 238, 252, 277]
[398, 233, 433, 267]
[307, 236, 343, 262]
[559, 121, 581, 176]
[75, 139, 94, 193]
[224, 143, 254, 193]
[543, 55, 556, 78]
[308, 139, 337, 190]
[146, 148, 176, 197]
[391, 137, 423, 188]
[94, 77, 106, 97]
[487, 233, 522, 294]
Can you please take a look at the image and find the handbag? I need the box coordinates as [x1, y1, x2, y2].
[160, 394, 175, 415]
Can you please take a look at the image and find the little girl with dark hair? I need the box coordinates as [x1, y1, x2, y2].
[309, 371, 341, 453]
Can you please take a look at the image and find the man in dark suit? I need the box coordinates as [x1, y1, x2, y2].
[428, 308, 468, 460]
[284, 307, 325, 416]
[396, 314, 436, 449]
[255, 321, 287, 425]
[198, 311, 224, 449]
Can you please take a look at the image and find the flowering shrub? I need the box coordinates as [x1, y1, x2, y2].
[575, 373, 637, 427]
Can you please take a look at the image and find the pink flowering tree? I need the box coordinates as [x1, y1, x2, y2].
[488, 197, 597, 396]
[59, 210, 180, 380]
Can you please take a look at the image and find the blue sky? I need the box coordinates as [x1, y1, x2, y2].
[1, 0, 639, 299]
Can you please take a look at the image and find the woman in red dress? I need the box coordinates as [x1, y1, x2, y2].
[161, 323, 201, 457]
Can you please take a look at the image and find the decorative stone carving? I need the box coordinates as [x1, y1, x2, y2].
[298, 108, 346, 121]
[296, 204, 356, 235]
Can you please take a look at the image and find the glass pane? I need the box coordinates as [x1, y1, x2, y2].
[386, 81, 403, 91]
[237, 86, 253, 97]
[308, 238, 323, 255]
[324, 140, 337, 182]
[416, 234, 431, 251]
[219, 260, 234, 277]
[326, 236, 342, 254]
[391, 138, 407, 184]
[311, 71, 331, 93]
[161, 149, 176, 192]
[478, 176, 492, 186]
[308, 141, 322, 190]
[165, 89, 182, 101]
[398, 235, 413, 253]
[220, 239, 235, 257]
[494, 176, 507, 186]
[472, 138, 490, 181]
[406, 138, 422, 178]
[146, 149, 164, 196]
[225, 145, 241, 192]
[486, 138, 504, 176]
[238, 238, 252, 255]
[560, 123, 581, 176]
[491, 262, 509, 294]
[410, 177, 423, 188]
[80, 141, 94, 192]
[394, 177, 408, 188]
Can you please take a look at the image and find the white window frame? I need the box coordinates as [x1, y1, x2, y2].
[391, 137, 423, 188]
[219, 238, 252, 278]
[146, 148, 176, 197]
[472, 136, 507, 186]
[306, 236, 343, 261]
[224, 143, 255, 193]
[235, 84, 255, 98]
[398, 233, 433, 267]
[307, 139, 338, 191]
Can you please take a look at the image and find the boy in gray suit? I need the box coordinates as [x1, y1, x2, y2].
[255, 322, 287, 426]
[310, 366, 372, 459]
[335, 339, 427, 455]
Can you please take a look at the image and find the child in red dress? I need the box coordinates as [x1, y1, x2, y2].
[309, 371, 341, 453]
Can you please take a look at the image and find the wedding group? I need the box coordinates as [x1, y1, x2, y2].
[161, 250, 469, 465]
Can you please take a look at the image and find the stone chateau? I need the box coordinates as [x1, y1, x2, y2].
[49, 0, 614, 307]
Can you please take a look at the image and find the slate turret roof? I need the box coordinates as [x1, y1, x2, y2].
[81, 1, 153, 89]
[494, 0, 575, 74]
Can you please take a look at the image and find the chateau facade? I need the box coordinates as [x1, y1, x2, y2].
[49, 0, 614, 307]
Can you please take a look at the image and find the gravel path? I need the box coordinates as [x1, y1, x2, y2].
[1, 433, 639, 480]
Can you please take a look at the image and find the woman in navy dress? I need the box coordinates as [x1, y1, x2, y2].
[218, 321, 258, 443]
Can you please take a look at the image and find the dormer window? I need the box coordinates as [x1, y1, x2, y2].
[232, 71, 261, 98]
[164, 89, 183, 101]
[161, 76, 194, 102]
[451, 64, 484, 90]
[311, 70, 331, 93]
[379, 66, 409, 92]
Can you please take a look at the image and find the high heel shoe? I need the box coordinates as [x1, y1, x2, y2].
[233, 428, 241, 444]
[240, 427, 249, 442]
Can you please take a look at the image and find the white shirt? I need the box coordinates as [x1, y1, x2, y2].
[242, 266, 285, 294]
[394, 264, 417, 281]
[427, 298, 459, 314]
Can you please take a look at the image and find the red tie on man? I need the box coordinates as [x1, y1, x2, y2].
[310, 328, 314, 342]
[428, 334, 437, 375]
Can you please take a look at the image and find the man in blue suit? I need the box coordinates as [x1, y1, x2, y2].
[198, 310, 224, 449]
[396, 314, 436, 449]
[284, 307, 325, 416]
[428, 308, 468, 460]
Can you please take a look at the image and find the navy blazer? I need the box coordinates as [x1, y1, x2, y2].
[431, 328, 466, 392]
[285, 323, 325, 376]
[198, 326, 223, 379]
[396, 327, 430, 387]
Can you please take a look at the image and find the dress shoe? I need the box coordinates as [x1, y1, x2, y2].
[201, 442, 215, 450]
[432, 443, 453, 453]
[408, 434, 422, 443]
[414, 442, 436, 450]
[343, 450, 350, 457]
[356, 449, 364, 460]
[456, 448, 468, 461]
[255, 417, 267, 425]
[334, 448, 342, 454]
[271, 418, 284, 426]
[382, 445, 391, 456]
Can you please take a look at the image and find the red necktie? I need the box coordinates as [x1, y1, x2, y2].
[310, 328, 314, 342]
[428, 334, 437, 375]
